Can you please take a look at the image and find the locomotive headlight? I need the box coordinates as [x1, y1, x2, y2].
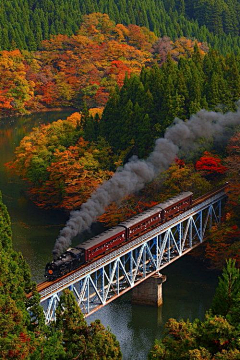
[48, 269, 53, 274]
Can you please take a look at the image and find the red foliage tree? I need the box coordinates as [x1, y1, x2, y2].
[175, 157, 185, 168]
[195, 151, 227, 177]
[98, 196, 158, 227]
[204, 133, 240, 268]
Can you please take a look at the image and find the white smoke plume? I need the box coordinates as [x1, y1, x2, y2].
[53, 106, 240, 257]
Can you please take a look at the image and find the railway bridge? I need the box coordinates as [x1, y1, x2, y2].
[37, 188, 226, 323]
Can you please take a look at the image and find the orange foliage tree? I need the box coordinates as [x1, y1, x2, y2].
[205, 223, 240, 269]
[170, 37, 208, 61]
[204, 133, 240, 268]
[7, 112, 119, 210]
[98, 162, 211, 228]
[0, 14, 210, 116]
[0, 50, 34, 114]
[98, 196, 158, 228]
[157, 163, 212, 200]
[30, 139, 113, 209]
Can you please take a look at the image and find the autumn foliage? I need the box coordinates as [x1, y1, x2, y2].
[0, 13, 209, 117]
[98, 197, 158, 227]
[98, 163, 212, 227]
[7, 112, 118, 209]
[151, 36, 208, 64]
[204, 133, 240, 268]
[225, 132, 240, 209]
[205, 222, 240, 269]
[0, 50, 34, 114]
[195, 151, 227, 177]
[0, 14, 155, 115]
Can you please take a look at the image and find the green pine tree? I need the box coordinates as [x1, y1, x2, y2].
[211, 258, 240, 323]
[55, 289, 122, 359]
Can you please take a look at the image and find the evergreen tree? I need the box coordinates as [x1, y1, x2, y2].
[209, 0, 224, 34]
[55, 290, 122, 359]
[0, 0, 239, 53]
[101, 49, 239, 160]
[0, 192, 12, 250]
[225, 54, 240, 107]
[148, 259, 240, 360]
[211, 258, 240, 325]
[0, 191, 122, 358]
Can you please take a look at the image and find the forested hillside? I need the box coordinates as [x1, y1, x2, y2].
[0, 14, 211, 116]
[0, 14, 156, 115]
[0, 0, 239, 54]
[5, 10, 240, 268]
[7, 43, 240, 266]
[1, 0, 239, 357]
[100, 50, 240, 158]
[162, 0, 240, 35]
[8, 53, 240, 211]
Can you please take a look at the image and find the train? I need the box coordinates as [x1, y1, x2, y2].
[45, 191, 193, 280]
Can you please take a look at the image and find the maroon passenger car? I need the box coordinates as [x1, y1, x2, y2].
[159, 192, 193, 221]
[45, 192, 193, 280]
[78, 226, 126, 262]
[119, 192, 193, 240]
[119, 205, 163, 240]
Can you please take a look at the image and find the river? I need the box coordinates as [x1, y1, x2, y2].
[0, 111, 219, 360]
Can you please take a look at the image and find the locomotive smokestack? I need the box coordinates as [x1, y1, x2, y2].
[53, 104, 240, 257]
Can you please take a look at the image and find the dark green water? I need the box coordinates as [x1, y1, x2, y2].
[0, 111, 73, 281]
[0, 111, 219, 360]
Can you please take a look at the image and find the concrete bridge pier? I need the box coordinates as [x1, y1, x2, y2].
[131, 273, 167, 307]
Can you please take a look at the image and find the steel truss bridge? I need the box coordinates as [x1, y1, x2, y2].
[39, 190, 226, 323]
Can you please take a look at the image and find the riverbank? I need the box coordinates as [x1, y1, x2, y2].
[0, 109, 223, 360]
[0, 106, 78, 119]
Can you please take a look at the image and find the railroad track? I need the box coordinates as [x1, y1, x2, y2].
[32, 184, 228, 296]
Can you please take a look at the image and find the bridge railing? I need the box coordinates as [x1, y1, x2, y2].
[39, 190, 226, 300]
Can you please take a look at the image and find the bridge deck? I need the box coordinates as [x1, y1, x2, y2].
[37, 188, 226, 307]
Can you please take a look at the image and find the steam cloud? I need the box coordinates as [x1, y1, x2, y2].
[53, 106, 240, 258]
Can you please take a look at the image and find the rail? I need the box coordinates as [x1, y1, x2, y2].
[39, 189, 226, 300]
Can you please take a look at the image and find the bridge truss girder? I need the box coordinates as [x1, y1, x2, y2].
[41, 195, 224, 323]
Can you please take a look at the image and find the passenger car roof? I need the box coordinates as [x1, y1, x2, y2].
[159, 191, 192, 210]
[77, 226, 125, 250]
[119, 192, 192, 228]
[119, 204, 162, 227]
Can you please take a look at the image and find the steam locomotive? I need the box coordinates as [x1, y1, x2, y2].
[45, 192, 193, 280]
